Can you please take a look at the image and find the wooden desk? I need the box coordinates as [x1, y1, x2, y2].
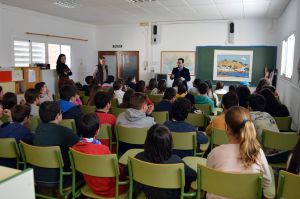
[0, 166, 21, 181]
[182, 156, 207, 171]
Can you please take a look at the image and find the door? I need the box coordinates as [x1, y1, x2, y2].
[98, 51, 139, 81]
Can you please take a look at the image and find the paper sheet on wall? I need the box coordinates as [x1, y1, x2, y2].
[12, 68, 23, 81]
[28, 70, 36, 82]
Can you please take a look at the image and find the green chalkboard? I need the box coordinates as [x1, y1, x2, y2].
[196, 46, 277, 86]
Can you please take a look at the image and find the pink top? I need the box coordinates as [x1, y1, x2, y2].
[206, 144, 272, 199]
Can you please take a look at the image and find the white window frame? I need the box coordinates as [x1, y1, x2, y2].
[280, 33, 295, 79]
[48, 43, 72, 69]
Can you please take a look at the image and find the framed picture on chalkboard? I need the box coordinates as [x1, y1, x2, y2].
[161, 51, 195, 75]
[213, 50, 253, 82]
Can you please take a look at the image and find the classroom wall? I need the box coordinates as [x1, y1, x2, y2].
[276, 0, 300, 129]
[0, 4, 98, 91]
[96, 19, 277, 83]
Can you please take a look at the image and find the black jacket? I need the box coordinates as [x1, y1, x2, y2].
[171, 67, 191, 88]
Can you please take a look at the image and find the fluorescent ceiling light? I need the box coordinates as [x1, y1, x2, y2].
[53, 0, 79, 8]
[127, 0, 157, 3]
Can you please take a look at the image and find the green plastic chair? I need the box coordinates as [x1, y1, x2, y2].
[52, 94, 60, 101]
[110, 107, 127, 117]
[95, 124, 115, 151]
[128, 157, 196, 199]
[216, 94, 224, 102]
[28, 116, 41, 132]
[172, 132, 205, 157]
[147, 95, 163, 105]
[19, 141, 72, 199]
[0, 138, 23, 169]
[210, 127, 228, 150]
[195, 104, 211, 115]
[80, 105, 96, 115]
[273, 116, 292, 131]
[59, 119, 77, 134]
[78, 90, 85, 98]
[261, 129, 299, 168]
[185, 113, 208, 128]
[0, 114, 10, 123]
[195, 164, 263, 199]
[115, 125, 148, 155]
[276, 170, 300, 199]
[69, 148, 129, 199]
[150, 111, 168, 125]
[111, 98, 119, 108]
[82, 96, 89, 105]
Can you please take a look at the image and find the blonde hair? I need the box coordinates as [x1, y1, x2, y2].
[225, 106, 261, 168]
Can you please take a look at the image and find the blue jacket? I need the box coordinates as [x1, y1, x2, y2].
[155, 100, 173, 119]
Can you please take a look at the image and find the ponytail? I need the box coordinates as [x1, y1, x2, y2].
[239, 120, 261, 168]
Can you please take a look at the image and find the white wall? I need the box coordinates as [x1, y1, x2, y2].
[0, 4, 97, 93]
[96, 19, 277, 86]
[276, 0, 300, 129]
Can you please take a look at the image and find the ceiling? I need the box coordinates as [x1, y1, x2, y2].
[0, 0, 290, 25]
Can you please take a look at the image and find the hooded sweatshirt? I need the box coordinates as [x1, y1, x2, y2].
[116, 108, 155, 128]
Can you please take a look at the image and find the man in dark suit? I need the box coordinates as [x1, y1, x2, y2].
[94, 56, 109, 84]
[170, 58, 191, 88]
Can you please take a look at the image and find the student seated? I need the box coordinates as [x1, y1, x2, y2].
[102, 75, 115, 88]
[2, 92, 18, 119]
[259, 88, 289, 117]
[147, 78, 157, 93]
[0, 104, 33, 168]
[207, 106, 272, 199]
[204, 80, 219, 106]
[33, 101, 79, 187]
[151, 79, 167, 95]
[94, 91, 116, 147]
[24, 88, 40, 116]
[164, 98, 208, 158]
[58, 85, 83, 134]
[194, 82, 215, 113]
[214, 81, 227, 95]
[254, 78, 271, 94]
[135, 80, 153, 106]
[248, 94, 279, 137]
[236, 85, 250, 108]
[35, 82, 53, 104]
[188, 78, 201, 94]
[126, 76, 136, 90]
[72, 113, 127, 197]
[185, 93, 202, 114]
[125, 124, 196, 199]
[228, 85, 236, 93]
[118, 88, 135, 108]
[113, 80, 125, 105]
[205, 92, 238, 136]
[287, 138, 300, 175]
[82, 76, 93, 96]
[155, 87, 176, 118]
[176, 83, 187, 98]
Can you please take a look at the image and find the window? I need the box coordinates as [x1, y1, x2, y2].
[48, 44, 71, 69]
[281, 34, 295, 78]
[13, 40, 71, 69]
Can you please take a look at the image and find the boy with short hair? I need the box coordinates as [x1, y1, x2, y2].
[194, 82, 215, 113]
[72, 113, 126, 197]
[24, 88, 40, 116]
[82, 76, 93, 96]
[33, 101, 79, 187]
[155, 87, 176, 118]
[205, 92, 239, 135]
[58, 85, 83, 134]
[35, 82, 53, 103]
[164, 98, 208, 158]
[113, 80, 125, 104]
[0, 104, 33, 168]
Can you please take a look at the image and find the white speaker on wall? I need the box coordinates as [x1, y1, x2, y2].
[228, 21, 234, 44]
[151, 24, 160, 45]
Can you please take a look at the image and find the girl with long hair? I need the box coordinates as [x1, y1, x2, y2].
[56, 54, 73, 89]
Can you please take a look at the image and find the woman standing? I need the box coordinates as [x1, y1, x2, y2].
[56, 54, 73, 89]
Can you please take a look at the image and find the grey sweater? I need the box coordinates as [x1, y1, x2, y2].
[116, 108, 155, 128]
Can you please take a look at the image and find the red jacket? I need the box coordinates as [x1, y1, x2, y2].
[72, 141, 126, 197]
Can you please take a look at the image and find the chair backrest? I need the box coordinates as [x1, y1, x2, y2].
[217, 94, 224, 102]
[198, 164, 262, 199]
[151, 111, 168, 125]
[110, 107, 127, 117]
[59, 119, 77, 134]
[78, 90, 85, 98]
[277, 170, 300, 199]
[28, 116, 41, 132]
[111, 98, 119, 108]
[20, 141, 63, 169]
[172, 132, 196, 153]
[80, 105, 96, 115]
[82, 96, 89, 105]
[52, 94, 60, 101]
[69, 148, 118, 177]
[273, 116, 292, 131]
[128, 157, 184, 189]
[261, 130, 299, 151]
[148, 95, 163, 105]
[0, 138, 19, 159]
[115, 125, 148, 145]
[95, 124, 113, 150]
[185, 113, 207, 128]
[195, 104, 211, 115]
[0, 115, 10, 123]
[210, 127, 228, 150]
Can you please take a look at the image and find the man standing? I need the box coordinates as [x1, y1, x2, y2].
[94, 57, 109, 84]
[170, 58, 191, 88]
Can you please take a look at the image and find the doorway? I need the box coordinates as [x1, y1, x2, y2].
[98, 51, 139, 81]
